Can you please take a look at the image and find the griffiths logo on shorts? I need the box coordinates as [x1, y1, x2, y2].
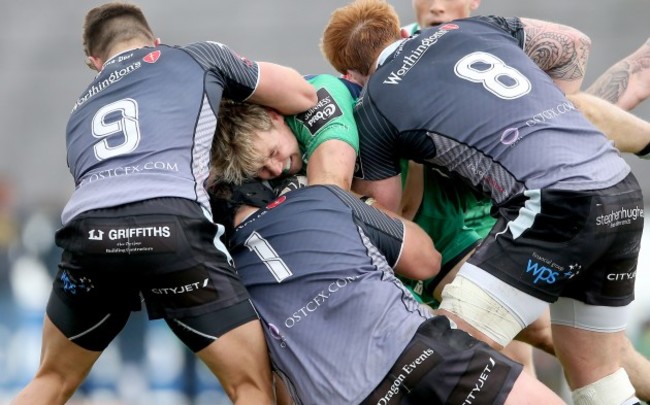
[295, 88, 342, 135]
[88, 226, 171, 241]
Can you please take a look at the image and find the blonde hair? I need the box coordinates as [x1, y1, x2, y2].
[83, 2, 155, 59]
[211, 100, 273, 184]
[321, 0, 401, 75]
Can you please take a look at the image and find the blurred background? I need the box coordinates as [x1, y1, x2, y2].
[0, 1, 648, 404]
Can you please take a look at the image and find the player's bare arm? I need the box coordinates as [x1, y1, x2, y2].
[568, 92, 650, 156]
[520, 17, 591, 94]
[306, 139, 356, 190]
[587, 38, 650, 110]
[352, 175, 403, 213]
[250, 62, 318, 115]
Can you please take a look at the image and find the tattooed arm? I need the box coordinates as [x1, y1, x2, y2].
[587, 38, 650, 111]
[520, 18, 591, 95]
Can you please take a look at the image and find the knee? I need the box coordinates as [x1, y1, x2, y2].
[571, 368, 637, 405]
[516, 319, 554, 355]
[35, 365, 87, 400]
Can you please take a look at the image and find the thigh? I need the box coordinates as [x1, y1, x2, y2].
[503, 369, 565, 405]
[551, 323, 626, 389]
[38, 314, 103, 380]
[362, 316, 523, 405]
[139, 212, 250, 320]
[406, 317, 523, 404]
[195, 319, 274, 402]
[48, 251, 137, 351]
[469, 182, 643, 305]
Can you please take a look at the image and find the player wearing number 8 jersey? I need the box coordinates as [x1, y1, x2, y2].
[12, 3, 316, 405]
[321, 1, 643, 403]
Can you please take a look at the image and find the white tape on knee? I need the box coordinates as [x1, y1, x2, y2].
[439, 275, 524, 347]
[572, 368, 637, 405]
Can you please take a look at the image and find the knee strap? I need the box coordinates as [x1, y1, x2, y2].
[572, 368, 638, 405]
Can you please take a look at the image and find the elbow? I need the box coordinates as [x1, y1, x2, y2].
[303, 88, 319, 110]
[576, 31, 592, 63]
[430, 247, 442, 276]
[572, 28, 592, 65]
[579, 31, 592, 52]
[412, 244, 442, 280]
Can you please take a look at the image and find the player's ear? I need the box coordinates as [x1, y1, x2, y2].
[267, 108, 284, 125]
[154, 37, 161, 46]
[85, 56, 103, 71]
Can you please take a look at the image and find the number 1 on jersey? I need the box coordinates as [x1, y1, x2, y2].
[244, 231, 293, 282]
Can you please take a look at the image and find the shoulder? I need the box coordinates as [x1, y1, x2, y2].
[468, 16, 524, 39]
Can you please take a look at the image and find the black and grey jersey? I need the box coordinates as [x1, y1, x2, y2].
[63, 42, 259, 224]
[354, 16, 629, 204]
[229, 185, 430, 404]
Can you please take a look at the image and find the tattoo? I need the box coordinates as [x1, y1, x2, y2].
[586, 62, 631, 104]
[524, 20, 589, 82]
[587, 38, 650, 104]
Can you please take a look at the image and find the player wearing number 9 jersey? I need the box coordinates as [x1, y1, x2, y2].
[322, 3, 643, 403]
[12, 3, 317, 405]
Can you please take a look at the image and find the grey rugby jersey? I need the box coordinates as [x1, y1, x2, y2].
[229, 185, 431, 404]
[62, 42, 259, 224]
[354, 16, 630, 205]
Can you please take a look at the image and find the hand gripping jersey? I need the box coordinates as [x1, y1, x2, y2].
[355, 16, 630, 204]
[286, 74, 361, 164]
[229, 185, 431, 404]
[63, 42, 259, 224]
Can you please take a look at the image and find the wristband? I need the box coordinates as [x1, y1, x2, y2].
[636, 142, 650, 159]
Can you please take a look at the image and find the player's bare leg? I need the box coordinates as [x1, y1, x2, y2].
[11, 315, 101, 405]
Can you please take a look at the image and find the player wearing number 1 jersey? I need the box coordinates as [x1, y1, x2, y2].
[208, 180, 563, 404]
[12, 3, 317, 405]
[321, 2, 643, 403]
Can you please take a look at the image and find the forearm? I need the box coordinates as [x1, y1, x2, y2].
[352, 176, 403, 213]
[306, 140, 356, 190]
[586, 38, 650, 111]
[250, 62, 318, 115]
[399, 161, 424, 220]
[568, 92, 650, 155]
[396, 219, 441, 280]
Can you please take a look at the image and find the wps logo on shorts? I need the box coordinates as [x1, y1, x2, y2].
[525, 259, 558, 285]
[295, 88, 343, 135]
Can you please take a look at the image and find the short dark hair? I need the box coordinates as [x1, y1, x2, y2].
[83, 2, 155, 59]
